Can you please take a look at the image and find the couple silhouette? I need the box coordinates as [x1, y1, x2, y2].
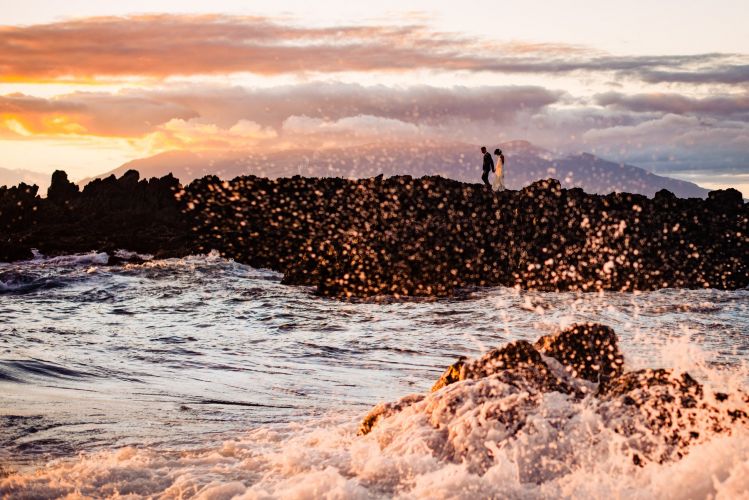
[481, 146, 505, 192]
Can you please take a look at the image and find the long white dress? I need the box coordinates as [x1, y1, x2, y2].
[493, 154, 505, 191]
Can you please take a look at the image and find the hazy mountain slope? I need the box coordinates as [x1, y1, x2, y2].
[551, 153, 708, 198]
[83, 140, 710, 198]
[0, 167, 50, 190]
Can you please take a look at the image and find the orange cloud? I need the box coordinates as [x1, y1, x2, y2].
[2, 14, 740, 83]
[0, 15, 485, 81]
[0, 92, 196, 137]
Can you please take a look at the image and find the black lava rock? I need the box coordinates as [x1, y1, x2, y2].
[2, 170, 747, 297]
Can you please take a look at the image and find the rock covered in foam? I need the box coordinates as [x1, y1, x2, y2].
[597, 368, 748, 465]
[359, 323, 748, 471]
[430, 357, 466, 392]
[429, 322, 625, 395]
[358, 393, 425, 436]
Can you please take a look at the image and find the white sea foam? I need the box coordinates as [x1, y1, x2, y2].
[2, 341, 747, 499]
[31, 250, 110, 266]
[1, 253, 747, 498]
[1, 413, 746, 499]
[113, 249, 154, 261]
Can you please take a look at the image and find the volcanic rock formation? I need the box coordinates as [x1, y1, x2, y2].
[183, 174, 747, 296]
[358, 323, 748, 474]
[1, 170, 191, 262]
[1, 171, 747, 297]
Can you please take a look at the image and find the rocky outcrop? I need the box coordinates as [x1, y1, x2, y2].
[183, 174, 748, 297]
[1, 171, 747, 297]
[429, 340, 575, 396]
[535, 323, 624, 383]
[0, 183, 39, 261]
[358, 323, 748, 472]
[0, 170, 193, 261]
[46, 170, 79, 204]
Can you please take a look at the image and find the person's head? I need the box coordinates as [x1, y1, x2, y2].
[481, 146, 487, 153]
[494, 148, 501, 155]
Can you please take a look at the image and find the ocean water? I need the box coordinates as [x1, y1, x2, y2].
[0, 252, 747, 498]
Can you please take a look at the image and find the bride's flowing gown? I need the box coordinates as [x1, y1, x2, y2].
[493, 155, 505, 191]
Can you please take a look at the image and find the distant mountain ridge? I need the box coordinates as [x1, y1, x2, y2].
[0, 167, 50, 191]
[77, 140, 708, 198]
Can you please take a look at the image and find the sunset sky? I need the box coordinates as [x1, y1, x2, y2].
[1, 1, 748, 192]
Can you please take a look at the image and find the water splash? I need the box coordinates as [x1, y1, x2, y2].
[0, 253, 747, 497]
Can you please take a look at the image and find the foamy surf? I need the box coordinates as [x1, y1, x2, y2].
[2, 332, 748, 499]
[30, 250, 110, 266]
[1, 410, 747, 498]
[1, 253, 747, 498]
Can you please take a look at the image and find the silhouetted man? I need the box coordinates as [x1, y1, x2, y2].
[481, 146, 494, 187]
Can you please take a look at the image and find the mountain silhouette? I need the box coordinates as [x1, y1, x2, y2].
[78, 140, 708, 198]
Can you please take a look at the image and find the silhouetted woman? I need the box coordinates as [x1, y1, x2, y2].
[493, 148, 505, 191]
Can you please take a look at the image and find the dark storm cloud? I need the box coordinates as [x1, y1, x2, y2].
[638, 64, 749, 84]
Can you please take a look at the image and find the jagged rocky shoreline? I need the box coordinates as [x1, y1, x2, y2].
[357, 323, 748, 474]
[1, 169, 747, 297]
[0, 170, 189, 263]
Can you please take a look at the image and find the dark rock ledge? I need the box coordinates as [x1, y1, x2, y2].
[1, 170, 746, 297]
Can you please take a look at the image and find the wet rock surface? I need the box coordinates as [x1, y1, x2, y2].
[181, 174, 748, 296]
[431, 340, 576, 396]
[535, 323, 624, 383]
[358, 323, 749, 472]
[1, 171, 747, 297]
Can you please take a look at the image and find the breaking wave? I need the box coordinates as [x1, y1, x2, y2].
[0, 253, 747, 498]
[2, 401, 747, 498]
